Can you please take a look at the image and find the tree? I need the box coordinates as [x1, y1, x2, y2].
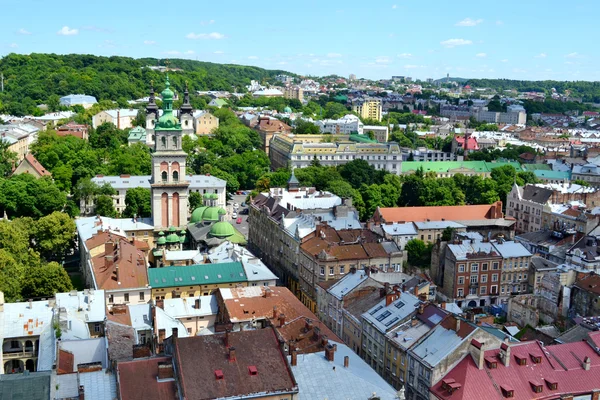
[405, 239, 427, 266]
[0, 249, 25, 302]
[95, 195, 117, 217]
[189, 191, 202, 211]
[47, 94, 61, 112]
[339, 159, 382, 189]
[294, 120, 320, 134]
[30, 212, 76, 261]
[21, 262, 74, 298]
[0, 140, 17, 177]
[123, 187, 151, 218]
[573, 179, 590, 187]
[442, 227, 455, 242]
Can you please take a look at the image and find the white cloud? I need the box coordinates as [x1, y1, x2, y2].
[277, 61, 287, 65]
[565, 52, 579, 58]
[184, 50, 195, 55]
[248, 56, 259, 60]
[397, 53, 412, 59]
[186, 32, 225, 40]
[57, 26, 78, 36]
[496, 20, 504, 26]
[392, 4, 397, 8]
[475, 52, 487, 58]
[164, 50, 180, 55]
[327, 53, 342, 58]
[8, 43, 18, 48]
[500, 59, 509, 63]
[214, 50, 224, 54]
[17, 28, 31, 35]
[455, 18, 483, 27]
[375, 56, 391, 64]
[200, 19, 215, 25]
[143, 40, 156, 45]
[440, 38, 472, 48]
[535, 53, 547, 58]
[404, 64, 426, 69]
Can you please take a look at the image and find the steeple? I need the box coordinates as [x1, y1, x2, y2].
[180, 81, 193, 115]
[146, 80, 159, 116]
[287, 169, 300, 191]
[155, 75, 180, 131]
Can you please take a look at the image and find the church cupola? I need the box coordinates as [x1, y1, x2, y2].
[146, 80, 159, 116]
[180, 81, 193, 115]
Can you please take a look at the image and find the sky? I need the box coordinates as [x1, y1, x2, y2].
[1, 0, 598, 82]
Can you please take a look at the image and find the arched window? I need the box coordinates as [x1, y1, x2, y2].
[185, 120, 189, 126]
[172, 136, 177, 147]
[173, 170, 179, 182]
[161, 136, 166, 148]
[161, 171, 167, 183]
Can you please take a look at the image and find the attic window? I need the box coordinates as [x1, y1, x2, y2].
[530, 381, 543, 394]
[530, 353, 542, 364]
[501, 386, 514, 398]
[248, 366, 258, 376]
[545, 378, 558, 390]
[515, 355, 527, 366]
[485, 356, 497, 369]
[215, 370, 224, 380]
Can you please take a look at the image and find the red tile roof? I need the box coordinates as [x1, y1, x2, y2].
[21, 153, 51, 177]
[117, 356, 177, 400]
[90, 237, 148, 290]
[454, 136, 479, 151]
[430, 334, 600, 400]
[374, 202, 504, 223]
[172, 328, 297, 400]
[574, 272, 600, 296]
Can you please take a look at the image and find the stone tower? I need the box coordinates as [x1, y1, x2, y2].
[179, 82, 194, 137]
[150, 75, 190, 230]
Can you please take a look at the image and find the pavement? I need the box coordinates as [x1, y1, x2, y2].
[227, 194, 250, 239]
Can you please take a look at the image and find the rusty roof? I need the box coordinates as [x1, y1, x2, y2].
[173, 328, 297, 400]
[117, 357, 177, 400]
[91, 238, 148, 290]
[219, 286, 340, 353]
[21, 153, 51, 177]
[574, 272, 600, 296]
[376, 203, 503, 223]
[106, 305, 132, 326]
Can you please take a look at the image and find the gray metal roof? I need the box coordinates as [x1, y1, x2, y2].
[363, 292, 421, 334]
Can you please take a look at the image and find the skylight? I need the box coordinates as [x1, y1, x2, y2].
[370, 305, 384, 315]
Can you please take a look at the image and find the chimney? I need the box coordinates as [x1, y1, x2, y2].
[279, 314, 286, 327]
[321, 335, 329, 347]
[291, 349, 298, 366]
[78, 385, 85, 400]
[344, 355, 349, 368]
[225, 330, 230, 348]
[470, 339, 485, 370]
[305, 318, 313, 332]
[385, 292, 396, 307]
[195, 298, 200, 309]
[414, 285, 420, 297]
[583, 356, 591, 371]
[325, 343, 336, 362]
[453, 317, 461, 333]
[28, 299, 33, 309]
[158, 361, 174, 380]
[500, 341, 511, 367]
[264, 287, 272, 297]
[228, 346, 236, 362]
[272, 306, 278, 320]
[105, 241, 115, 267]
[312, 327, 320, 341]
[117, 109, 121, 130]
[418, 303, 425, 314]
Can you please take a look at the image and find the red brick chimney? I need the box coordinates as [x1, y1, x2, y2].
[228, 347, 236, 362]
[158, 361, 174, 380]
[279, 314, 286, 327]
[272, 306, 278, 320]
[305, 318, 313, 332]
[344, 355, 349, 368]
[78, 385, 84, 400]
[321, 335, 329, 347]
[291, 349, 297, 366]
[413, 284, 420, 297]
[325, 343, 336, 362]
[224, 330, 230, 348]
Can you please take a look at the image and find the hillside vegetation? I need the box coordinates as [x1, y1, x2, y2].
[0, 53, 291, 116]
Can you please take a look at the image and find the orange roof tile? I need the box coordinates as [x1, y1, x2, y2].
[91, 237, 148, 291]
[23, 153, 51, 177]
[375, 202, 503, 223]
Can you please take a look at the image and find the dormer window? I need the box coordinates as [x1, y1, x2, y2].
[501, 386, 514, 398]
[545, 378, 558, 390]
[485, 356, 497, 369]
[530, 381, 543, 393]
[214, 370, 224, 380]
[530, 353, 542, 364]
[515, 355, 527, 366]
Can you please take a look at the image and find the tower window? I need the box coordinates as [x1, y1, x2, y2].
[161, 171, 168, 183]
[173, 136, 177, 147]
[173, 171, 179, 182]
[161, 136, 166, 148]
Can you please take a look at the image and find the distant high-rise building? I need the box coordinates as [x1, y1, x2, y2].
[349, 73, 357, 81]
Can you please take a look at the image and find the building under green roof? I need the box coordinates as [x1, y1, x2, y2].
[349, 134, 378, 144]
[401, 161, 489, 174]
[148, 261, 247, 288]
[522, 163, 552, 172]
[485, 161, 523, 172]
[534, 170, 571, 181]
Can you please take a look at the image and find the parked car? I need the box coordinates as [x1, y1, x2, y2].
[232, 212, 238, 219]
[241, 208, 249, 215]
[236, 217, 242, 224]
[233, 203, 239, 209]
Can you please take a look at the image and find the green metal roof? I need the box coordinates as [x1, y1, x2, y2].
[148, 262, 247, 288]
[190, 206, 208, 223]
[534, 170, 571, 180]
[349, 134, 378, 144]
[401, 161, 489, 173]
[485, 161, 523, 172]
[210, 221, 235, 237]
[522, 163, 552, 171]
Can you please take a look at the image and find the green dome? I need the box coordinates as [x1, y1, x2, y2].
[202, 206, 225, 221]
[168, 226, 177, 232]
[190, 206, 208, 223]
[210, 221, 235, 238]
[166, 232, 180, 243]
[157, 236, 166, 245]
[284, 106, 292, 113]
[203, 193, 212, 199]
[161, 76, 174, 101]
[158, 231, 165, 236]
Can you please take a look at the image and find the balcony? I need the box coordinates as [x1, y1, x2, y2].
[3, 350, 35, 359]
[469, 282, 479, 288]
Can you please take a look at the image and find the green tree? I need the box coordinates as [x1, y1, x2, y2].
[442, 227, 455, 242]
[573, 179, 590, 187]
[294, 120, 321, 134]
[0, 140, 17, 177]
[405, 239, 427, 266]
[95, 195, 117, 217]
[0, 249, 25, 302]
[189, 191, 202, 211]
[21, 262, 74, 298]
[123, 187, 151, 218]
[30, 212, 76, 261]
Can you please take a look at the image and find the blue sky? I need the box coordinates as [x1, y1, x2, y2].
[1, 0, 598, 81]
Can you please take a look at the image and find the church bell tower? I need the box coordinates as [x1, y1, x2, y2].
[150, 76, 190, 230]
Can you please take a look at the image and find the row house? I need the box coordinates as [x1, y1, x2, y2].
[506, 183, 554, 234]
[565, 225, 600, 272]
[542, 203, 600, 234]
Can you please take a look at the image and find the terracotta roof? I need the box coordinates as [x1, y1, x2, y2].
[256, 118, 291, 133]
[22, 153, 51, 177]
[430, 335, 600, 400]
[57, 349, 75, 375]
[172, 328, 297, 400]
[300, 226, 389, 262]
[117, 356, 177, 400]
[375, 202, 503, 223]
[574, 272, 600, 296]
[90, 237, 148, 290]
[440, 315, 475, 339]
[219, 286, 340, 353]
[106, 304, 132, 326]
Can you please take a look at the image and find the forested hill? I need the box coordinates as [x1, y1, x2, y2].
[464, 78, 600, 103]
[0, 53, 291, 114]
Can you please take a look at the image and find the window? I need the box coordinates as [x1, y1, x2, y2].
[482, 263, 488, 271]
[458, 264, 465, 273]
[470, 275, 478, 284]
[161, 136, 166, 148]
[457, 289, 464, 297]
[492, 274, 498, 282]
[139, 292, 145, 301]
[480, 286, 487, 295]
[124, 293, 129, 302]
[340, 265, 345, 274]
[94, 323, 101, 333]
[491, 285, 498, 294]
[161, 171, 168, 182]
[469, 287, 477, 295]
[329, 267, 334, 276]
[173, 136, 177, 147]
[458, 277, 465, 285]
[320, 266, 325, 276]
[108, 294, 114, 303]
[173, 171, 179, 182]
[10, 340, 19, 349]
[492, 262, 499, 270]
[481, 275, 488, 283]
[471, 263, 479, 272]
